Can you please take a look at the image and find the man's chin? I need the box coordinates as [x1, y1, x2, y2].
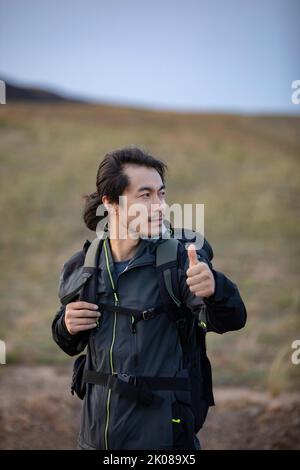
[140, 221, 168, 239]
[126, 220, 168, 240]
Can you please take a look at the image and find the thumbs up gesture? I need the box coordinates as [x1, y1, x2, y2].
[186, 244, 215, 298]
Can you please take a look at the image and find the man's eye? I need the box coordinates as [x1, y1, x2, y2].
[141, 193, 150, 198]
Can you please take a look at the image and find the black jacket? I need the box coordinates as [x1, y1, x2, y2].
[52, 233, 247, 450]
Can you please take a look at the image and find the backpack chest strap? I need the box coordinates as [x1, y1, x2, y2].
[97, 300, 165, 333]
[83, 369, 191, 407]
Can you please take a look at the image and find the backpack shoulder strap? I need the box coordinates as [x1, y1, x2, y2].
[155, 236, 208, 341]
[60, 237, 103, 306]
[155, 235, 205, 321]
[155, 239, 192, 364]
[80, 237, 104, 304]
[156, 238, 181, 308]
[84, 237, 102, 268]
[156, 235, 215, 410]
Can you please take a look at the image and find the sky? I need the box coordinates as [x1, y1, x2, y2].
[0, 0, 299, 114]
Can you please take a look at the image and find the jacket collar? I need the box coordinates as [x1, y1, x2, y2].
[97, 220, 173, 286]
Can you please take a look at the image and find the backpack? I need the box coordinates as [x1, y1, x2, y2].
[65, 228, 215, 432]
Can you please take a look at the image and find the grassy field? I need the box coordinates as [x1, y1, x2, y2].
[0, 103, 299, 393]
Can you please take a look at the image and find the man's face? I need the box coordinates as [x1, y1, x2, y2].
[118, 164, 167, 239]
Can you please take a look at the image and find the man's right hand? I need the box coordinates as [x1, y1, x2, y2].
[64, 301, 101, 335]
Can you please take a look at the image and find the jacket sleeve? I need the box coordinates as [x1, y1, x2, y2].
[179, 246, 247, 334]
[51, 303, 90, 356]
[51, 250, 90, 356]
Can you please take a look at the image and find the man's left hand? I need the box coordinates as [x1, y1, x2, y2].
[186, 244, 215, 298]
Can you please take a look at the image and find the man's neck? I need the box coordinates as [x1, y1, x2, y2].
[108, 236, 141, 262]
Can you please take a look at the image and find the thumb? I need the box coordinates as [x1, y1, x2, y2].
[187, 244, 199, 268]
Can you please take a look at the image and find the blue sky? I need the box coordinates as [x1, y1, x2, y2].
[0, 0, 299, 113]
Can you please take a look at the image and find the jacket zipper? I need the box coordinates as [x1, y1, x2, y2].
[117, 263, 149, 370]
[103, 239, 118, 451]
[130, 315, 138, 368]
[101, 244, 155, 449]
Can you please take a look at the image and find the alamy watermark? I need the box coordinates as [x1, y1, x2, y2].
[291, 80, 300, 105]
[95, 199, 205, 250]
[0, 80, 6, 104]
[291, 340, 300, 365]
[0, 340, 6, 364]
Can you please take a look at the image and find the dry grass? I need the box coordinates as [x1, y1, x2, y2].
[0, 103, 299, 392]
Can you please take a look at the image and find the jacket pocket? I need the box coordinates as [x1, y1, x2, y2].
[71, 354, 87, 400]
[170, 389, 196, 450]
[189, 365, 209, 432]
[89, 329, 98, 369]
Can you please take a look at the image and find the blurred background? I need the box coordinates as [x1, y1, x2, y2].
[0, 0, 299, 450]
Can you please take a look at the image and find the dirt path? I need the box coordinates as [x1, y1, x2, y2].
[0, 365, 299, 450]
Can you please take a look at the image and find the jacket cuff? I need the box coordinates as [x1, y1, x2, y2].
[57, 310, 77, 342]
[203, 269, 226, 304]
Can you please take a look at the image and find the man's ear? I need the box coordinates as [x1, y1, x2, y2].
[102, 196, 118, 215]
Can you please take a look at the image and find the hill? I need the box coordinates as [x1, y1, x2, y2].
[0, 101, 299, 393]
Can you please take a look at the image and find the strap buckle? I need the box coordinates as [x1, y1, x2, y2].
[118, 372, 136, 385]
[142, 307, 156, 320]
[117, 372, 130, 383]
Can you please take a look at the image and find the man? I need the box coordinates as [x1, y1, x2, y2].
[52, 146, 247, 450]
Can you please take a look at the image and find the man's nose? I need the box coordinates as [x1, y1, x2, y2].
[151, 201, 165, 216]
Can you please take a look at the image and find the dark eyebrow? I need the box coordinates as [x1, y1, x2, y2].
[137, 184, 166, 193]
